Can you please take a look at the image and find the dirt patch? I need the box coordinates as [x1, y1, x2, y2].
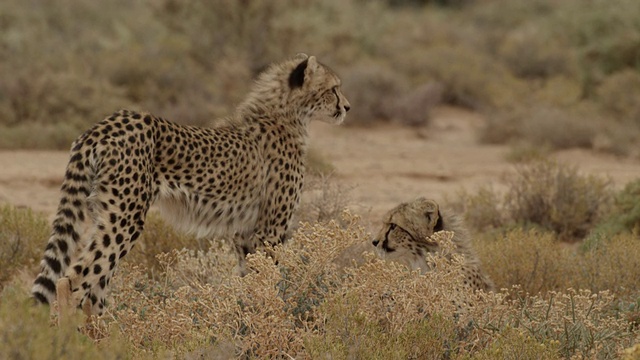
[1, 107, 639, 225]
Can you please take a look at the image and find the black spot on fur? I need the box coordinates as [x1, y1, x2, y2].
[33, 291, 49, 304]
[44, 256, 61, 274]
[34, 276, 56, 294]
[288, 59, 308, 89]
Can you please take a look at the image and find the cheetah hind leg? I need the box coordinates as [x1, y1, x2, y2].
[56, 277, 92, 327]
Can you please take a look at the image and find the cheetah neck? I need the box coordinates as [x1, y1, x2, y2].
[236, 99, 309, 137]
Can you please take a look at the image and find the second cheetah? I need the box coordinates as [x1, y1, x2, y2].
[372, 197, 494, 292]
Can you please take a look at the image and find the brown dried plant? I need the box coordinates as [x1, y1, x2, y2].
[50, 212, 637, 359]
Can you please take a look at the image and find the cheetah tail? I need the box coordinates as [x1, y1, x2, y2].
[32, 146, 91, 306]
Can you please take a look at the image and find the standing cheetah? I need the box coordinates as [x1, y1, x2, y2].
[31, 53, 350, 315]
[372, 198, 494, 292]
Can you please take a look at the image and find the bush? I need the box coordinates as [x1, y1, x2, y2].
[505, 143, 551, 164]
[341, 64, 406, 126]
[597, 69, 640, 124]
[480, 105, 599, 151]
[450, 186, 506, 231]
[298, 173, 353, 224]
[592, 179, 640, 237]
[0, 205, 49, 292]
[420, 45, 525, 110]
[467, 288, 635, 359]
[98, 219, 639, 358]
[391, 82, 444, 127]
[128, 212, 208, 276]
[521, 106, 597, 150]
[555, 0, 640, 97]
[497, 24, 574, 79]
[452, 160, 612, 241]
[477, 228, 569, 294]
[476, 228, 640, 298]
[504, 160, 611, 240]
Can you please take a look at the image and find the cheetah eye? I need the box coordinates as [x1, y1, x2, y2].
[389, 223, 397, 230]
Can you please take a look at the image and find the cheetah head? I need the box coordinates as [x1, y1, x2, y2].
[247, 53, 350, 125]
[288, 53, 351, 125]
[371, 198, 444, 266]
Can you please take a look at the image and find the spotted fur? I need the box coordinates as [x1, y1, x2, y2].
[32, 54, 350, 315]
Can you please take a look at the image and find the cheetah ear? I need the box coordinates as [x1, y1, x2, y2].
[294, 53, 309, 61]
[289, 55, 319, 89]
[306, 56, 318, 74]
[289, 58, 309, 89]
[304, 56, 319, 80]
[433, 210, 444, 232]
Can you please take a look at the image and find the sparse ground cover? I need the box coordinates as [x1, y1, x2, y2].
[1, 162, 640, 358]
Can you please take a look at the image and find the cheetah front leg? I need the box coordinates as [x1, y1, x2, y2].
[233, 234, 256, 277]
[56, 277, 92, 326]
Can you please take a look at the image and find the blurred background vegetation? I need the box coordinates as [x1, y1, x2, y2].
[2, 0, 640, 155]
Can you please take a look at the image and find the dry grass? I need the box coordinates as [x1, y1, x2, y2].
[0, 204, 49, 292]
[476, 228, 640, 298]
[0, 202, 638, 358]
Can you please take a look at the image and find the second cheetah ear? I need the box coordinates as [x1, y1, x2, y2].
[434, 210, 444, 232]
[305, 56, 318, 76]
[294, 53, 309, 61]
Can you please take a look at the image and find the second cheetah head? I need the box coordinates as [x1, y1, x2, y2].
[372, 197, 444, 271]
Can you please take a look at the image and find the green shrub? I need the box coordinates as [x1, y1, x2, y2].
[592, 179, 640, 237]
[555, 0, 640, 97]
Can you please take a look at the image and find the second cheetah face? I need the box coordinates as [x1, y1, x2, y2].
[372, 198, 444, 266]
[288, 54, 351, 125]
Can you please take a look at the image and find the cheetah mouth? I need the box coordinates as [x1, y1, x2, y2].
[381, 239, 395, 253]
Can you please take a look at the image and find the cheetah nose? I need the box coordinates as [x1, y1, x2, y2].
[344, 104, 351, 112]
[372, 239, 379, 247]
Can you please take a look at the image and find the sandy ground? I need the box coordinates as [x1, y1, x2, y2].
[1, 106, 639, 225]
